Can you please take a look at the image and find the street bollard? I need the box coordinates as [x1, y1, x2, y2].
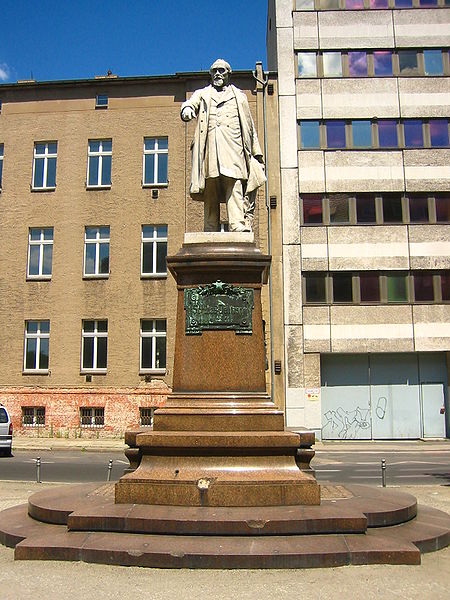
[381, 458, 386, 487]
[36, 456, 41, 483]
[107, 459, 113, 482]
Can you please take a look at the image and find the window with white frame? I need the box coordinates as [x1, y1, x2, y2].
[139, 407, 155, 427]
[87, 139, 112, 187]
[0, 143, 3, 189]
[140, 319, 166, 372]
[24, 320, 50, 372]
[22, 406, 45, 427]
[143, 137, 168, 185]
[80, 407, 104, 428]
[82, 320, 108, 371]
[84, 226, 110, 276]
[141, 225, 167, 276]
[32, 142, 57, 190]
[27, 228, 53, 279]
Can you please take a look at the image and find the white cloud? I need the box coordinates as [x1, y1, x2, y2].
[0, 63, 11, 81]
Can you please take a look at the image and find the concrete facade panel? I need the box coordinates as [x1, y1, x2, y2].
[298, 151, 325, 192]
[279, 95, 298, 168]
[281, 169, 300, 245]
[399, 78, 450, 118]
[300, 226, 328, 271]
[293, 12, 319, 50]
[277, 27, 296, 97]
[404, 149, 450, 191]
[283, 245, 303, 325]
[318, 11, 394, 49]
[286, 325, 304, 388]
[296, 79, 322, 119]
[324, 151, 404, 192]
[394, 9, 450, 48]
[322, 79, 399, 119]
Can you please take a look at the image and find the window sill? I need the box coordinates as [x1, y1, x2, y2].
[27, 275, 52, 281]
[139, 369, 166, 376]
[81, 370, 107, 375]
[22, 370, 49, 375]
[142, 183, 168, 189]
[141, 273, 168, 279]
[83, 274, 110, 280]
[86, 185, 111, 190]
[30, 187, 56, 192]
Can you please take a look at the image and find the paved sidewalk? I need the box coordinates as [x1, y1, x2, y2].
[0, 481, 448, 600]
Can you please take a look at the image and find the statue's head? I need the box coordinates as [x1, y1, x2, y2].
[209, 59, 231, 89]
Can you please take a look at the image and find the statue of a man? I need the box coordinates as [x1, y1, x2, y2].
[181, 59, 266, 232]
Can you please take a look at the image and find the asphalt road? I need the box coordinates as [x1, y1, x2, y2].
[0, 447, 448, 485]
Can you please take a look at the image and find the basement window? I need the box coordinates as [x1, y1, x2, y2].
[95, 94, 108, 108]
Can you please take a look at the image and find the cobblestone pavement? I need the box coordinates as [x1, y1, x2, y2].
[0, 481, 448, 600]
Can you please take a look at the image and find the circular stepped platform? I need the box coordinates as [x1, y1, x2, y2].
[0, 483, 448, 569]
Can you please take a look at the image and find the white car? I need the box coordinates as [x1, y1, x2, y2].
[0, 404, 12, 456]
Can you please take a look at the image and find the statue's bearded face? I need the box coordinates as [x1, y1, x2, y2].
[211, 66, 229, 89]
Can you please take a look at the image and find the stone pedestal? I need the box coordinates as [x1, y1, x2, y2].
[116, 233, 320, 506]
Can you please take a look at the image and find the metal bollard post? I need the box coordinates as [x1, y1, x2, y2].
[381, 458, 386, 488]
[107, 459, 113, 482]
[36, 456, 41, 483]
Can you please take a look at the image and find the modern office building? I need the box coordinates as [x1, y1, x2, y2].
[0, 69, 274, 436]
[268, 0, 450, 439]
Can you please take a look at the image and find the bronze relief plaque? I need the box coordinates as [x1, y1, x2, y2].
[184, 280, 254, 335]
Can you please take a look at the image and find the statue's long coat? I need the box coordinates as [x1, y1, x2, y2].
[181, 84, 266, 198]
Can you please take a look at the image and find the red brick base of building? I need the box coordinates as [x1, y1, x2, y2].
[0, 384, 169, 438]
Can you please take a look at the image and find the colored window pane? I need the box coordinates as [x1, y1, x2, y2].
[323, 52, 342, 77]
[301, 121, 320, 149]
[305, 275, 326, 303]
[303, 195, 323, 224]
[420, 0, 437, 5]
[404, 120, 424, 148]
[296, 0, 315, 8]
[430, 120, 449, 147]
[435, 195, 450, 222]
[346, 0, 364, 8]
[383, 195, 403, 223]
[370, 0, 388, 6]
[409, 196, 429, 223]
[356, 195, 376, 223]
[441, 274, 450, 301]
[352, 120, 372, 147]
[329, 195, 350, 223]
[395, 0, 412, 6]
[326, 121, 346, 148]
[378, 120, 398, 148]
[424, 50, 443, 76]
[321, 0, 339, 7]
[414, 274, 434, 302]
[373, 51, 393, 76]
[360, 274, 380, 302]
[298, 53, 317, 77]
[387, 275, 408, 303]
[398, 51, 419, 76]
[348, 52, 368, 77]
[333, 274, 353, 303]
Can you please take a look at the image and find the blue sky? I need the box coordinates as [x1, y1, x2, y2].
[1, 1, 268, 83]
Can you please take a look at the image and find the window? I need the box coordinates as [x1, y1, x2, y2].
[404, 120, 424, 148]
[139, 407, 155, 427]
[346, 0, 364, 7]
[84, 226, 110, 277]
[87, 139, 112, 187]
[141, 225, 168, 276]
[409, 196, 429, 223]
[0, 143, 3, 189]
[378, 120, 398, 148]
[22, 407, 45, 427]
[143, 137, 168, 185]
[300, 121, 320, 149]
[398, 51, 419, 76]
[414, 273, 435, 302]
[305, 274, 327, 303]
[373, 51, 393, 76]
[82, 320, 107, 372]
[329, 195, 350, 223]
[80, 407, 104, 428]
[32, 142, 57, 190]
[436, 194, 450, 222]
[424, 50, 443, 76]
[430, 120, 449, 147]
[333, 273, 353, 302]
[95, 94, 108, 108]
[395, 0, 412, 6]
[24, 320, 50, 372]
[298, 53, 317, 78]
[370, 0, 389, 7]
[356, 195, 376, 223]
[441, 273, 450, 301]
[323, 52, 342, 77]
[386, 274, 408, 303]
[27, 228, 53, 279]
[140, 319, 167, 372]
[325, 120, 346, 148]
[360, 274, 380, 302]
[383, 195, 403, 223]
[352, 120, 372, 148]
[302, 195, 323, 224]
[348, 51, 368, 77]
